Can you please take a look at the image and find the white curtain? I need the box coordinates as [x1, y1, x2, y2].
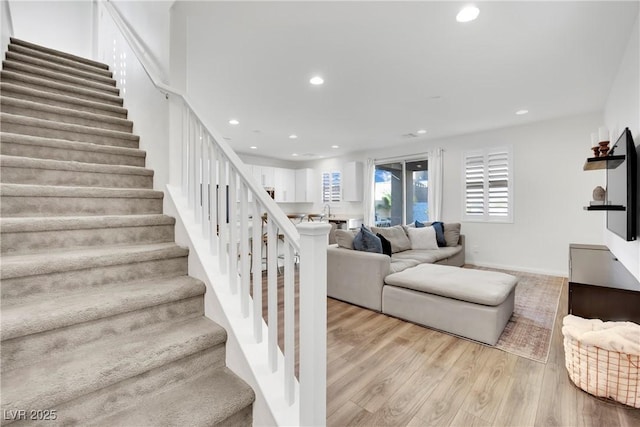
[363, 158, 376, 226]
[428, 148, 443, 221]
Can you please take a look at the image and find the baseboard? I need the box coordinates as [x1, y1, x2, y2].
[466, 261, 568, 278]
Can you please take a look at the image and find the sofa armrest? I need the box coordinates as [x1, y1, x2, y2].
[327, 245, 390, 311]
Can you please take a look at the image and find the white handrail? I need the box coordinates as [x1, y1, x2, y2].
[100, 1, 328, 425]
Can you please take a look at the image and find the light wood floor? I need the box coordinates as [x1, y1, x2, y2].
[260, 271, 640, 426]
[325, 279, 640, 427]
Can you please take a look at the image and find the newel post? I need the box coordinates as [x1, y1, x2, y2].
[297, 222, 330, 427]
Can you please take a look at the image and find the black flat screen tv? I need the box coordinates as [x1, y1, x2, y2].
[606, 127, 637, 241]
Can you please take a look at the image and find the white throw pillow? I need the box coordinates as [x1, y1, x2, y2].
[407, 226, 439, 250]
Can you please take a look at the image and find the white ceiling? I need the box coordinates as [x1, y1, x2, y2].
[184, 1, 639, 161]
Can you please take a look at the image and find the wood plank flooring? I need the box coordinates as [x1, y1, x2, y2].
[260, 270, 640, 426]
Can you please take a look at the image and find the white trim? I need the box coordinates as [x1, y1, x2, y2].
[466, 260, 567, 278]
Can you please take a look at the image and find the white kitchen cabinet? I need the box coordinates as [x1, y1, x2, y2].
[251, 165, 275, 188]
[343, 161, 363, 202]
[295, 168, 315, 202]
[274, 167, 296, 202]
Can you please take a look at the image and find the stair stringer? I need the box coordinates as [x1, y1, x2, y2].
[164, 185, 299, 427]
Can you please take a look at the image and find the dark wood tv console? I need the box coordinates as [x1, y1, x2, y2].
[568, 244, 640, 323]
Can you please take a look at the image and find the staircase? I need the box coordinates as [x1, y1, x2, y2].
[0, 38, 255, 426]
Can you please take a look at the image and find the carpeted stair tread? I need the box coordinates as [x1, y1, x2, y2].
[5, 50, 116, 86]
[10, 37, 110, 71]
[0, 242, 187, 280]
[0, 183, 162, 198]
[1, 275, 205, 341]
[0, 214, 174, 233]
[0, 82, 127, 118]
[0, 113, 139, 147]
[0, 96, 133, 132]
[8, 43, 113, 79]
[1, 214, 176, 255]
[0, 155, 153, 177]
[92, 367, 255, 427]
[2, 60, 119, 95]
[0, 70, 123, 106]
[1, 317, 226, 415]
[0, 132, 145, 166]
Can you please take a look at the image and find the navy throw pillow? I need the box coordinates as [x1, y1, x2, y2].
[431, 221, 446, 247]
[353, 225, 382, 253]
[414, 220, 426, 228]
[376, 233, 392, 257]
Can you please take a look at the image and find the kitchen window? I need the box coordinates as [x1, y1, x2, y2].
[322, 171, 342, 203]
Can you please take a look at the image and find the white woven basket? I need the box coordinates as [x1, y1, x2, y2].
[563, 334, 640, 408]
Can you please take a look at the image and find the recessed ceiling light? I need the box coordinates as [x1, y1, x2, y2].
[289, 134, 298, 139]
[456, 5, 479, 22]
[516, 109, 529, 115]
[292, 153, 299, 157]
[331, 145, 340, 149]
[310, 76, 324, 85]
[417, 129, 427, 134]
[250, 146, 257, 150]
[229, 119, 239, 125]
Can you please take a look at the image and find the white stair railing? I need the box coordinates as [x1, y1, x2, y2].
[101, 1, 329, 425]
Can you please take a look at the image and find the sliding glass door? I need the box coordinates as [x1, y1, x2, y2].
[374, 159, 428, 227]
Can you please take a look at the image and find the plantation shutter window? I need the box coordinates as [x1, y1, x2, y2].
[322, 171, 342, 203]
[463, 147, 513, 222]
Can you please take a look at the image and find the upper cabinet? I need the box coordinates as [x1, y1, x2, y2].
[274, 167, 296, 203]
[343, 161, 363, 202]
[295, 168, 314, 203]
[251, 165, 275, 188]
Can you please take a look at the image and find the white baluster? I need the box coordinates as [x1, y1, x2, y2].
[252, 201, 263, 342]
[284, 241, 295, 405]
[298, 222, 330, 426]
[201, 136, 209, 237]
[187, 114, 195, 209]
[218, 158, 228, 274]
[240, 182, 250, 317]
[209, 141, 218, 255]
[267, 217, 278, 372]
[194, 123, 202, 223]
[181, 107, 188, 196]
[228, 169, 238, 293]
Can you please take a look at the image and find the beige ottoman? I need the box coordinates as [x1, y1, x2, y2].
[383, 264, 517, 345]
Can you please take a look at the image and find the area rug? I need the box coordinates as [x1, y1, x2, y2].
[466, 265, 564, 364]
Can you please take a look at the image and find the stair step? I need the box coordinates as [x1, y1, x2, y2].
[3, 60, 119, 96]
[0, 317, 227, 420]
[0, 82, 127, 119]
[1, 242, 188, 303]
[1, 70, 123, 106]
[0, 113, 139, 149]
[1, 276, 205, 370]
[8, 43, 113, 79]
[0, 96, 133, 132]
[92, 367, 255, 427]
[10, 37, 110, 71]
[5, 50, 117, 87]
[0, 155, 152, 188]
[0, 183, 163, 217]
[0, 133, 146, 167]
[1, 214, 175, 255]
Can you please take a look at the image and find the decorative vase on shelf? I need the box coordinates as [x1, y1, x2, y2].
[592, 186, 606, 205]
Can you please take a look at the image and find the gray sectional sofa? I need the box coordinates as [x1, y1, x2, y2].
[326, 223, 517, 345]
[327, 224, 465, 311]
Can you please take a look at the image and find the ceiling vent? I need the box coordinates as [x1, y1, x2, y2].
[402, 133, 418, 138]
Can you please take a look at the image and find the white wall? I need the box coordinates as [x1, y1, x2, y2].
[1, 0, 14, 55]
[96, 2, 171, 200]
[354, 113, 605, 276]
[10, 0, 93, 58]
[604, 11, 640, 281]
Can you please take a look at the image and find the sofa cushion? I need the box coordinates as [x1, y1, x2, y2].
[335, 229, 356, 249]
[377, 233, 392, 256]
[371, 225, 412, 253]
[416, 220, 446, 247]
[353, 225, 382, 253]
[444, 223, 461, 247]
[407, 226, 439, 250]
[389, 258, 421, 274]
[385, 264, 517, 307]
[392, 250, 439, 264]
